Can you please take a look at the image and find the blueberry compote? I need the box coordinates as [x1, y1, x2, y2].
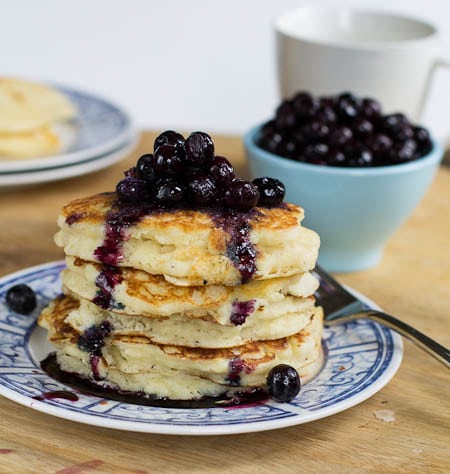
[41, 353, 268, 408]
[92, 265, 123, 310]
[52, 131, 291, 408]
[259, 91, 433, 166]
[77, 320, 112, 380]
[93, 201, 155, 266]
[92, 130, 286, 284]
[227, 358, 255, 386]
[230, 300, 256, 326]
[33, 389, 79, 402]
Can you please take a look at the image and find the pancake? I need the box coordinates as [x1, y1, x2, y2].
[62, 256, 319, 324]
[41, 293, 317, 348]
[0, 77, 76, 133]
[0, 125, 60, 158]
[39, 295, 323, 400]
[55, 193, 320, 286]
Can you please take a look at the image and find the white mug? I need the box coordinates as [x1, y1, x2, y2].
[275, 6, 450, 122]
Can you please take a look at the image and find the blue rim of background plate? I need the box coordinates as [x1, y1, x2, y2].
[0, 85, 133, 173]
[0, 262, 403, 435]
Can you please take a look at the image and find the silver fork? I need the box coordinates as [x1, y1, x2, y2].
[313, 265, 450, 369]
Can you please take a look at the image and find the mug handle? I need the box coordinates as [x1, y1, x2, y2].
[418, 57, 450, 122]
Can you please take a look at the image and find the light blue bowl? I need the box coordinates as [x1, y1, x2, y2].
[244, 125, 443, 272]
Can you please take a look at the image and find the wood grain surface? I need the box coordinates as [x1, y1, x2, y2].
[0, 132, 449, 474]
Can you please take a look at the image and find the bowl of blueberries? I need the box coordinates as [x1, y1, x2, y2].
[244, 92, 443, 272]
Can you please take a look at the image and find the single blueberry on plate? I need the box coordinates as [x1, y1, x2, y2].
[6, 284, 37, 315]
[267, 364, 301, 402]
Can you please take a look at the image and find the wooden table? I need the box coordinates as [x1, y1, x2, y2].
[0, 132, 449, 473]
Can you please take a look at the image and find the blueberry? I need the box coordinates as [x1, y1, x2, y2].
[6, 284, 36, 315]
[261, 120, 278, 138]
[275, 101, 297, 130]
[292, 127, 308, 147]
[389, 139, 417, 163]
[252, 177, 285, 206]
[302, 143, 329, 165]
[352, 117, 374, 138]
[282, 139, 298, 158]
[337, 92, 361, 121]
[394, 124, 414, 142]
[267, 364, 301, 402]
[136, 154, 156, 183]
[209, 156, 235, 186]
[259, 131, 284, 154]
[188, 175, 218, 205]
[155, 177, 185, 204]
[123, 167, 138, 178]
[365, 133, 393, 159]
[303, 120, 329, 142]
[315, 105, 337, 123]
[153, 145, 184, 176]
[327, 149, 347, 166]
[292, 92, 318, 121]
[224, 179, 260, 210]
[154, 130, 185, 151]
[328, 125, 353, 147]
[185, 132, 214, 167]
[414, 126, 433, 155]
[77, 321, 112, 356]
[116, 177, 148, 203]
[361, 98, 382, 120]
[319, 96, 337, 108]
[345, 144, 373, 167]
[379, 113, 409, 137]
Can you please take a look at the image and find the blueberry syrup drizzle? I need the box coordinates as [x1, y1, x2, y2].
[227, 358, 254, 386]
[93, 201, 154, 266]
[40, 354, 268, 408]
[230, 300, 256, 326]
[93, 194, 260, 285]
[65, 212, 85, 226]
[92, 265, 123, 310]
[77, 320, 113, 381]
[210, 209, 259, 283]
[89, 355, 102, 381]
[33, 390, 79, 402]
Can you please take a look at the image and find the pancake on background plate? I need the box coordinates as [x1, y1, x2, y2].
[39, 130, 323, 405]
[0, 77, 76, 158]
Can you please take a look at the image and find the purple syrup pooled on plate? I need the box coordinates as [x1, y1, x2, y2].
[40, 354, 268, 408]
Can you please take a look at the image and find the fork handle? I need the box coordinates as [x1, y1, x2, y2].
[332, 310, 450, 369]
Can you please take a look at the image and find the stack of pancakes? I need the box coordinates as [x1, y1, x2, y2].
[39, 192, 323, 401]
[0, 78, 76, 158]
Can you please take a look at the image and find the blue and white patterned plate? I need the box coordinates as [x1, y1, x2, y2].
[0, 262, 403, 435]
[0, 85, 133, 173]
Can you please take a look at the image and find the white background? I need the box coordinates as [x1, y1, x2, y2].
[1, 0, 449, 137]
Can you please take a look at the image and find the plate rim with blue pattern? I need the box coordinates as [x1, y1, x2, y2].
[0, 261, 403, 436]
[0, 84, 133, 173]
